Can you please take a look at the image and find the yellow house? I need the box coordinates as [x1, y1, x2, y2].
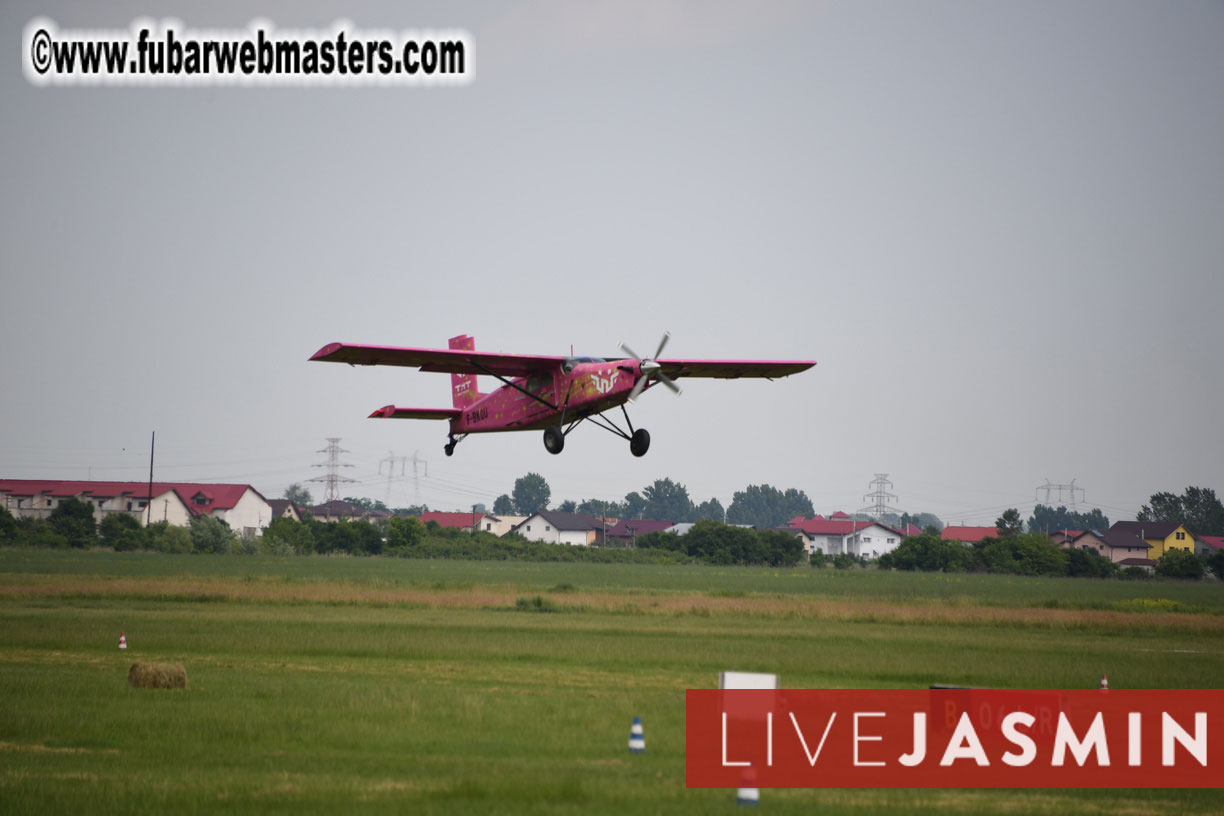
[1107, 521, 1195, 560]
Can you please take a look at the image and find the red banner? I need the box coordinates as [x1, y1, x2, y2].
[686, 689, 1224, 788]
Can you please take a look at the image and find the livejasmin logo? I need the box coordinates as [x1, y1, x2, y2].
[686, 689, 1224, 788]
[590, 371, 619, 394]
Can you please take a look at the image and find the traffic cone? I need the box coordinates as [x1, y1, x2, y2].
[628, 716, 645, 753]
[1100, 673, 1108, 690]
[118, 632, 127, 650]
[736, 768, 760, 806]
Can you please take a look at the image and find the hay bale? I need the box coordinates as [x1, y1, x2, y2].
[127, 661, 187, 690]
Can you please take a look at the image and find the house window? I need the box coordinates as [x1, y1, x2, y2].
[526, 525, 531, 532]
[545, 525, 551, 532]
[47, 499, 53, 507]
[126, 502, 132, 511]
[139, 501, 146, 508]
[887, 537, 895, 544]
[98, 500, 105, 507]
[486, 523, 492, 530]
[1176, 531, 1185, 540]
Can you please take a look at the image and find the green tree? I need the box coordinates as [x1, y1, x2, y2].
[980, 532, 1068, 576]
[1155, 548, 1206, 579]
[493, 494, 515, 515]
[0, 506, 18, 546]
[264, 517, 315, 554]
[49, 497, 97, 548]
[284, 483, 313, 507]
[621, 491, 647, 520]
[1065, 547, 1117, 578]
[1027, 504, 1110, 534]
[726, 484, 815, 529]
[694, 498, 725, 522]
[512, 473, 550, 515]
[1139, 487, 1224, 536]
[145, 521, 192, 553]
[385, 516, 424, 550]
[878, 532, 975, 572]
[642, 478, 694, 522]
[189, 515, 236, 554]
[1204, 548, 1224, 580]
[342, 496, 389, 513]
[577, 498, 621, 519]
[995, 508, 1023, 538]
[99, 514, 143, 551]
[557, 500, 577, 513]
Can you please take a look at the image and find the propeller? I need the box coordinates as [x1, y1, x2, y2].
[619, 332, 682, 402]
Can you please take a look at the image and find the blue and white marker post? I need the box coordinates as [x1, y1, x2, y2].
[628, 716, 645, 753]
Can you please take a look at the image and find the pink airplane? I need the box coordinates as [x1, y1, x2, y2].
[310, 333, 815, 457]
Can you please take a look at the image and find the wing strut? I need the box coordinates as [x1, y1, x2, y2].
[469, 359, 561, 414]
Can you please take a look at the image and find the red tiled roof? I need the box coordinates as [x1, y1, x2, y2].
[0, 479, 261, 518]
[788, 518, 901, 537]
[941, 526, 999, 543]
[1198, 536, 1224, 551]
[830, 511, 851, 519]
[419, 511, 481, 529]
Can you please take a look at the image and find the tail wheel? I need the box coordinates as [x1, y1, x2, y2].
[543, 426, 565, 455]
[444, 442, 455, 457]
[630, 428, 650, 457]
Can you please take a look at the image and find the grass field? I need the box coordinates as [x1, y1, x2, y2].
[2, 550, 1222, 814]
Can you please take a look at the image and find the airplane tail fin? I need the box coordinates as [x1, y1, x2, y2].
[448, 334, 482, 408]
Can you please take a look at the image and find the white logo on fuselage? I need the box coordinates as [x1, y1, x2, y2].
[591, 371, 619, 395]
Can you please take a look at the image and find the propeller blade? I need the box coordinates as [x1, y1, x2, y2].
[657, 371, 681, 395]
[619, 341, 642, 361]
[653, 331, 671, 360]
[627, 375, 648, 403]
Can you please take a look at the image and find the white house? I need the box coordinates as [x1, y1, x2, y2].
[510, 511, 602, 546]
[787, 517, 905, 558]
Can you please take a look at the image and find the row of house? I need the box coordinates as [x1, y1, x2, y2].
[6, 479, 1218, 567]
[938, 520, 1221, 571]
[0, 479, 274, 537]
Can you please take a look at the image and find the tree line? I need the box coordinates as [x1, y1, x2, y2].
[489, 473, 948, 531]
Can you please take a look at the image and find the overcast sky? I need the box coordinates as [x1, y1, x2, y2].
[3, 1, 1221, 526]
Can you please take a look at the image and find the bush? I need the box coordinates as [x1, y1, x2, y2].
[189, 516, 236, 554]
[49, 498, 97, 548]
[147, 521, 192, 553]
[1120, 566, 1152, 580]
[882, 532, 975, 572]
[99, 514, 143, 551]
[1066, 547, 1117, 578]
[1155, 548, 1206, 580]
[832, 553, 856, 570]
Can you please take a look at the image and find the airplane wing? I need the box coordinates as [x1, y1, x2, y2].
[310, 342, 566, 377]
[657, 359, 816, 379]
[369, 405, 461, 420]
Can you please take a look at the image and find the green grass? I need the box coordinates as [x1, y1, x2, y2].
[1, 550, 1223, 814]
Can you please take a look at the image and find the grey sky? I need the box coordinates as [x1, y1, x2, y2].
[3, 1, 1221, 526]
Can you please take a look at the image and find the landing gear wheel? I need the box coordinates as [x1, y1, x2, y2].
[444, 437, 456, 457]
[543, 426, 565, 455]
[630, 428, 650, 457]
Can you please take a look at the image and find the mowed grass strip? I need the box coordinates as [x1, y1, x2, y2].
[1, 551, 1223, 815]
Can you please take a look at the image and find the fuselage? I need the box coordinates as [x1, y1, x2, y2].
[449, 359, 649, 434]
